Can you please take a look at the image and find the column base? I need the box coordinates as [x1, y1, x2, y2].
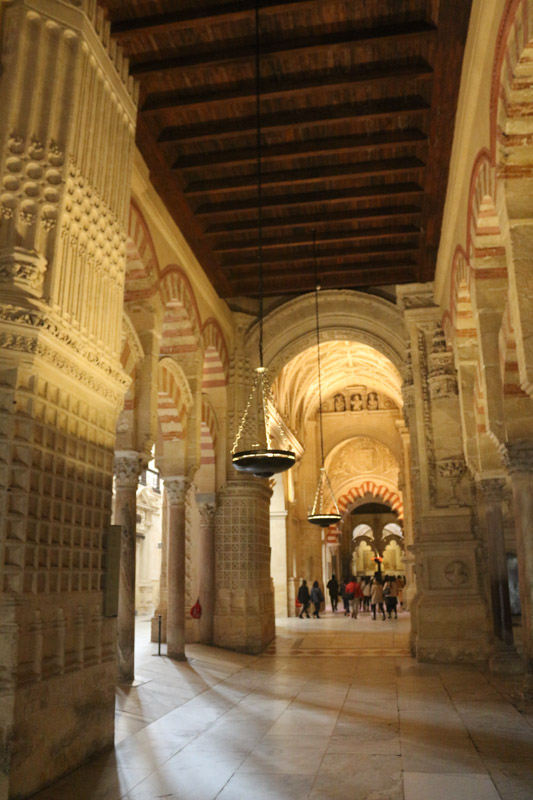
[414, 598, 491, 663]
[489, 646, 525, 675]
[213, 585, 275, 654]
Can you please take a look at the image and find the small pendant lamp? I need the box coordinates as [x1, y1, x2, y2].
[307, 233, 342, 527]
[231, 1, 296, 480]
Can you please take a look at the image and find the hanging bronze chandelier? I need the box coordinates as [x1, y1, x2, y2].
[307, 234, 342, 527]
[231, 1, 296, 480]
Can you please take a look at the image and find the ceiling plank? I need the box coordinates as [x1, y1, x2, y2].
[111, 0, 324, 37]
[157, 95, 430, 144]
[195, 182, 424, 216]
[185, 156, 425, 196]
[171, 128, 428, 170]
[130, 20, 436, 76]
[205, 205, 423, 235]
[142, 60, 433, 114]
[213, 225, 420, 252]
[222, 242, 419, 268]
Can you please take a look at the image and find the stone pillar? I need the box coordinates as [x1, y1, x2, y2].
[398, 285, 492, 663]
[501, 440, 533, 673]
[287, 576, 296, 617]
[214, 479, 274, 653]
[151, 489, 168, 642]
[0, 2, 137, 796]
[197, 495, 216, 643]
[396, 421, 416, 610]
[113, 451, 143, 683]
[165, 477, 188, 661]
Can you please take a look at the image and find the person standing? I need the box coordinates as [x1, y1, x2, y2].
[362, 578, 372, 612]
[340, 579, 350, 616]
[310, 580, 324, 618]
[344, 576, 363, 618]
[297, 579, 311, 619]
[383, 576, 398, 619]
[371, 579, 386, 620]
[327, 574, 339, 611]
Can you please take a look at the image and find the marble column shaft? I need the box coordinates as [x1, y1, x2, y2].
[501, 441, 533, 670]
[479, 478, 514, 647]
[197, 501, 216, 643]
[114, 451, 143, 683]
[165, 477, 188, 661]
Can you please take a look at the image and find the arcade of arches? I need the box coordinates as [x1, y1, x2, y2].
[2, 0, 533, 797]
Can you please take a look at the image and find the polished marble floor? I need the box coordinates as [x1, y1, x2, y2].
[32, 609, 533, 800]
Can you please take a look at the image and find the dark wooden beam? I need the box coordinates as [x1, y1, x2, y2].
[130, 20, 436, 77]
[157, 95, 430, 145]
[171, 129, 428, 170]
[222, 242, 418, 268]
[185, 157, 425, 196]
[142, 60, 433, 114]
[214, 225, 420, 252]
[111, 0, 322, 37]
[205, 205, 423, 235]
[195, 182, 424, 216]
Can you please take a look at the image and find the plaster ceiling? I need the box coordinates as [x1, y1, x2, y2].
[101, 0, 472, 298]
[272, 339, 403, 431]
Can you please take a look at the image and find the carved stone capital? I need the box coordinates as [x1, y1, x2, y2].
[164, 476, 189, 506]
[500, 439, 533, 475]
[114, 451, 143, 488]
[198, 503, 216, 527]
[478, 477, 506, 503]
[0, 247, 47, 296]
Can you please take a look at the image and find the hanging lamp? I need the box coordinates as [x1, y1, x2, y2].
[307, 233, 342, 527]
[231, 1, 296, 480]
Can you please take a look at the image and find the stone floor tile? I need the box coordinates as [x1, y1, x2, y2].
[403, 771, 501, 800]
[216, 773, 315, 800]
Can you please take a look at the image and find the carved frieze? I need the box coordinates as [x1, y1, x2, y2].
[321, 387, 397, 413]
[0, 249, 47, 296]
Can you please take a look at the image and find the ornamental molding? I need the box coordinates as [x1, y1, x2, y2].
[121, 311, 145, 365]
[247, 290, 405, 372]
[0, 330, 124, 404]
[158, 356, 193, 411]
[0, 303, 44, 327]
[114, 451, 143, 487]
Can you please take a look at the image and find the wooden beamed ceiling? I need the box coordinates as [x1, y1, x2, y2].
[102, 0, 472, 298]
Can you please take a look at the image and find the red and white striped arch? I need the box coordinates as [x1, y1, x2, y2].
[200, 395, 217, 466]
[157, 358, 192, 442]
[160, 267, 202, 356]
[334, 481, 403, 519]
[201, 318, 229, 389]
[124, 202, 159, 303]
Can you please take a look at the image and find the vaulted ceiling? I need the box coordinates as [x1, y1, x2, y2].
[102, 0, 472, 299]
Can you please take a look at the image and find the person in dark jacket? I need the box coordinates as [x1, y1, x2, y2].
[310, 580, 324, 618]
[326, 574, 339, 611]
[297, 579, 311, 618]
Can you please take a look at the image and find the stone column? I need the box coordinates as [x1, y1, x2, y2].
[197, 496, 216, 643]
[396, 421, 416, 610]
[113, 451, 143, 683]
[287, 576, 296, 617]
[214, 479, 274, 653]
[501, 441, 533, 673]
[398, 286, 492, 663]
[164, 477, 188, 661]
